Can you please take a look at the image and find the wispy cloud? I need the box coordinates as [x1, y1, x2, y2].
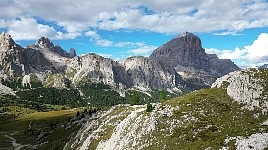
[85, 30, 149, 48]
[85, 30, 113, 47]
[214, 31, 245, 36]
[128, 45, 157, 56]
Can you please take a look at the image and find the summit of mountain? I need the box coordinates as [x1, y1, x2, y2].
[30, 37, 77, 58]
[149, 32, 240, 86]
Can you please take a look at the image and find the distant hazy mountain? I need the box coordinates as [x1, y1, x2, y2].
[259, 64, 268, 68]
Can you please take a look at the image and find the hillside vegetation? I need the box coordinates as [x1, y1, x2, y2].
[65, 87, 268, 150]
[1, 66, 267, 150]
[0, 107, 97, 149]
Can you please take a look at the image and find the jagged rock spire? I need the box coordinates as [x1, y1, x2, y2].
[69, 48, 77, 58]
[0, 32, 18, 50]
[35, 37, 54, 48]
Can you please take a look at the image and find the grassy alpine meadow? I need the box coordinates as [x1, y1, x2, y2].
[157, 88, 268, 149]
[0, 106, 87, 150]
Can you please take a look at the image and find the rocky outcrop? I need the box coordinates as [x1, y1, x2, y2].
[0, 33, 57, 78]
[0, 32, 25, 77]
[69, 54, 183, 92]
[123, 56, 183, 91]
[34, 37, 74, 58]
[0, 83, 15, 95]
[35, 37, 54, 48]
[149, 32, 240, 86]
[53, 44, 69, 57]
[70, 53, 126, 86]
[212, 68, 268, 113]
[0, 32, 21, 50]
[69, 48, 77, 58]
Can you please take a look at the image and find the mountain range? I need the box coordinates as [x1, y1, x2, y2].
[2, 32, 268, 150]
[0, 32, 239, 95]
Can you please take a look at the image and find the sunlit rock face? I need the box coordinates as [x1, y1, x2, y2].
[212, 68, 268, 113]
[69, 54, 183, 92]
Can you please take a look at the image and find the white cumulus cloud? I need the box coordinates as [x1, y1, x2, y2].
[244, 33, 268, 63]
[1, 0, 268, 35]
[1, 18, 80, 40]
[206, 33, 268, 67]
[219, 48, 247, 60]
[205, 48, 222, 56]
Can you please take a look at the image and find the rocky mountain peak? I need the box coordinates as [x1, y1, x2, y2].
[149, 32, 208, 70]
[33, 37, 73, 58]
[149, 32, 240, 87]
[35, 37, 54, 48]
[178, 32, 202, 48]
[0, 32, 19, 50]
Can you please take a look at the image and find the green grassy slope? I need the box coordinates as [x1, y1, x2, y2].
[67, 88, 268, 150]
[157, 88, 268, 149]
[0, 108, 85, 150]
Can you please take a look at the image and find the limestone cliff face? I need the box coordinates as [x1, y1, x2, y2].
[0, 33, 57, 79]
[0, 32, 239, 93]
[149, 32, 240, 86]
[0, 32, 24, 77]
[150, 32, 208, 71]
[68, 54, 182, 92]
[123, 56, 183, 91]
[212, 68, 268, 113]
[71, 53, 129, 88]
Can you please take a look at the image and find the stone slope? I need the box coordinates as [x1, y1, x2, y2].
[212, 68, 268, 113]
[68, 54, 184, 92]
[65, 87, 268, 150]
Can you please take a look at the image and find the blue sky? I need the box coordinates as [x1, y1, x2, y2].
[0, 0, 268, 67]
